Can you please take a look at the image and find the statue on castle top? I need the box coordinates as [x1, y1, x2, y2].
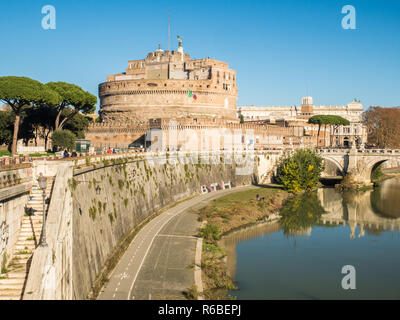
[177, 35, 183, 48]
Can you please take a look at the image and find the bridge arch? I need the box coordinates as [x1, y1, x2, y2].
[367, 158, 389, 181]
[321, 156, 345, 177]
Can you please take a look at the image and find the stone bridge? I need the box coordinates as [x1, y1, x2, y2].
[317, 148, 400, 185]
[257, 147, 400, 185]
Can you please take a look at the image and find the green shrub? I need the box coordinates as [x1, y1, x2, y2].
[0, 150, 11, 157]
[203, 243, 226, 255]
[198, 223, 221, 242]
[276, 149, 324, 193]
[51, 129, 76, 151]
[28, 152, 55, 157]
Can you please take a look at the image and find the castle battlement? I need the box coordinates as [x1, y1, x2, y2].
[99, 45, 238, 124]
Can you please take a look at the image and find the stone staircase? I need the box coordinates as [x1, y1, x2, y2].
[0, 176, 55, 300]
[259, 170, 274, 185]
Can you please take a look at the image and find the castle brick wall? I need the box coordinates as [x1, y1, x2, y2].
[99, 78, 238, 123]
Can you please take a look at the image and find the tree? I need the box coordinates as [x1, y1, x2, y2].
[276, 149, 324, 193]
[308, 115, 326, 147]
[45, 82, 97, 130]
[0, 76, 60, 155]
[51, 129, 76, 151]
[24, 106, 57, 150]
[0, 108, 44, 149]
[239, 114, 244, 124]
[18, 112, 35, 146]
[308, 115, 350, 147]
[363, 106, 400, 148]
[61, 109, 92, 139]
[326, 115, 350, 147]
[0, 109, 14, 148]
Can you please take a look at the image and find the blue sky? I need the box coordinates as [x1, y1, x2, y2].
[0, 0, 399, 111]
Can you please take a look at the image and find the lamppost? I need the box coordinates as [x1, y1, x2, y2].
[38, 173, 48, 247]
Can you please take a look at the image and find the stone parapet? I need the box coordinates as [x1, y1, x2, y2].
[23, 163, 74, 300]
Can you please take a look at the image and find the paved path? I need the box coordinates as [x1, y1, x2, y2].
[98, 185, 256, 300]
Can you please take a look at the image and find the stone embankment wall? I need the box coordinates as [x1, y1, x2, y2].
[0, 165, 33, 272]
[71, 154, 253, 299]
[24, 152, 257, 299]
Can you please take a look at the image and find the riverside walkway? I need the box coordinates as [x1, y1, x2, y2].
[98, 185, 256, 300]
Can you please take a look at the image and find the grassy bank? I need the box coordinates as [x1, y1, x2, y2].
[197, 187, 289, 235]
[196, 187, 289, 299]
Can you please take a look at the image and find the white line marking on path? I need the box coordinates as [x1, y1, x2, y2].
[157, 234, 198, 239]
[126, 202, 196, 300]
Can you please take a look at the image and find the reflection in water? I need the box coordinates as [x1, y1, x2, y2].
[224, 177, 400, 299]
[279, 192, 325, 236]
[370, 178, 400, 219]
[319, 177, 400, 239]
[221, 222, 281, 281]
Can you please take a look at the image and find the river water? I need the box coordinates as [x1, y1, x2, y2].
[223, 177, 400, 299]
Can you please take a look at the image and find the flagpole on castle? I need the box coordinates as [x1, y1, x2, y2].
[168, 7, 171, 52]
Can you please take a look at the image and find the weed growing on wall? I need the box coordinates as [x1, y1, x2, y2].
[1, 254, 7, 274]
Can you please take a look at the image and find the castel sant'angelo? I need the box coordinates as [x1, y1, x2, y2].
[99, 37, 238, 124]
[87, 37, 366, 150]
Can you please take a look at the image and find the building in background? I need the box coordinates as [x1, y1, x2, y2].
[88, 41, 367, 152]
[238, 96, 367, 148]
[90, 42, 293, 151]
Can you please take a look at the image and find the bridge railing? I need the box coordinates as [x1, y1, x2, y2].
[316, 148, 347, 154]
[317, 148, 400, 155]
[359, 149, 400, 154]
